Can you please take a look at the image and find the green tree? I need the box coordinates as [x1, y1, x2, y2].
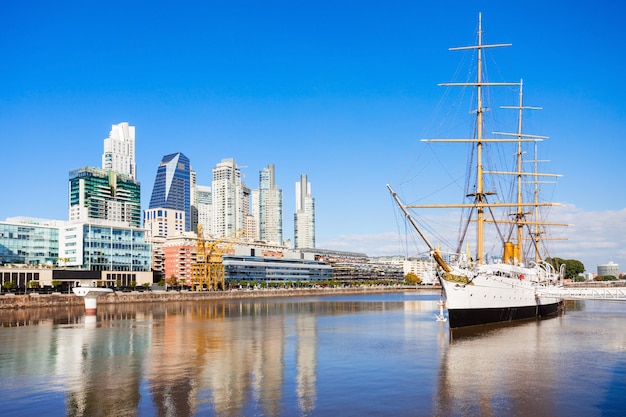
[404, 272, 422, 285]
[546, 257, 585, 279]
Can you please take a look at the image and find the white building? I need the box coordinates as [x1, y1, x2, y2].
[294, 174, 315, 249]
[196, 185, 212, 236]
[102, 122, 136, 179]
[253, 164, 283, 245]
[143, 208, 186, 240]
[212, 158, 246, 238]
[403, 258, 437, 285]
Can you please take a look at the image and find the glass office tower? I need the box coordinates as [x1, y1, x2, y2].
[149, 152, 192, 232]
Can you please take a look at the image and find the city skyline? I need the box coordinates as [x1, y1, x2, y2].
[1, 1, 625, 271]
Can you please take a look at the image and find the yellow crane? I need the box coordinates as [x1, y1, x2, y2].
[192, 226, 245, 291]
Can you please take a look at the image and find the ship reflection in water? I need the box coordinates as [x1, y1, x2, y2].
[0, 294, 624, 416]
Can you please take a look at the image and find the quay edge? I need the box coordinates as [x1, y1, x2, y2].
[0, 286, 427, 310]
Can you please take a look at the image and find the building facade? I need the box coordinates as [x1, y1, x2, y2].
[58, 221, 152, 272]
[102, 122, 136, 179]
[69, 167, 141, 228]
[597, 262, 620, 278]
[149, 152, 192, 232]
[212, 158, 246, 238]
[253, 164, 283, 245]
[196, 185, 212, 235]
[0, 218, 60, 266]
[224, 256, 333, 285]
[162, 235, 198, 285]
[294, 174, 315, 249]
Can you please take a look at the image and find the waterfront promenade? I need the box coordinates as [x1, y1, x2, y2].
[0, 285, 423, 310]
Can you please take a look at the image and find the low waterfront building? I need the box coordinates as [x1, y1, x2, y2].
[224, 255, 333, 285]
[58, 221, 152, 272]
[0, 266, 152, 292]
[0, 218, 152, 291]
[0, 217, 61, 266]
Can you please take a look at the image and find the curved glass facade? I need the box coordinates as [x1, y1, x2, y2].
[149, 153, 191, 231]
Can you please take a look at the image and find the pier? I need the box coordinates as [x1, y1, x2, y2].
[537, 286, 626, 301]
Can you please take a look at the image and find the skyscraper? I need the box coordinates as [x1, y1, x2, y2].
[69, 167, 141, 227]
[253, 164, 283, 245]
[294, 174, 315, 249]
[102, 122, 136, 179]
[196, 185, 212, 235]
[211, 158, 245, 238]
[148, 152, 192, 232]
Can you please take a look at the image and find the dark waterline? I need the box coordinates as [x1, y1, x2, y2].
[0, 292, 624, 416]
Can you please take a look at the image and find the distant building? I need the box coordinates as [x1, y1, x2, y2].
[294, 174, 315, 249]
[403, 257, 437, 284]
[190, 168, 198, 233]
[148, 152, 192, 232]
[252, 164, 283, 245]
[224, 255, 333, 284]
[597, 262, 619, 278]
[196, 185, 213, 235]
[102, 122, 136, 179]
[212, 158, 246, 238]
[68, 167, 141, 228]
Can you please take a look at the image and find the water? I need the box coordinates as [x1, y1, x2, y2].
[0, 291, 624, 417]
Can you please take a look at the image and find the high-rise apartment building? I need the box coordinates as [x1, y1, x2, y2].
[148, 152, 192, 232]
[190, 168, 198, 233]
[252, 164, 283, 245]
[211, 158, 246, 238]
[102, 122, 136, 179]
[294, 174, 315, 249]
[196, 185, 212, 235]
[69, 167, 141, 227]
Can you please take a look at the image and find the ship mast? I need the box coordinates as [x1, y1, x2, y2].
[498, 79, 544, 264]
[417, 13, 517, 264]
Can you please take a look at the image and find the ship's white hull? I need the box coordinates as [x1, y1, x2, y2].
[440, 272, 562, 328]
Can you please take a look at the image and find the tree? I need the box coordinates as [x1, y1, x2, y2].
[404, 272, 422, 285]
[546, 257, 585, 279]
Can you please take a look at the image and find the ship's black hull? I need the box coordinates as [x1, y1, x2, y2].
[448, 300, 563, 329]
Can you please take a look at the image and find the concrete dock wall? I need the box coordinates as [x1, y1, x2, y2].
[0, 286, 420, 310]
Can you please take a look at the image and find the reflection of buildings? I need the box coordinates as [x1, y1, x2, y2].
[296, 314, 317, 414]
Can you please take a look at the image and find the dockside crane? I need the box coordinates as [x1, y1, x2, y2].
[191, 226, 245, 291]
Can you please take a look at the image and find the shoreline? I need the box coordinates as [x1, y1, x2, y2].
[0, 286, 431, 310]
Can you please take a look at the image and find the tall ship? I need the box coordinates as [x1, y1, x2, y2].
[388, 14, 566, 328]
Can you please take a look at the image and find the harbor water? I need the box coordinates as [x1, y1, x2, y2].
[0, 290, 624, 416]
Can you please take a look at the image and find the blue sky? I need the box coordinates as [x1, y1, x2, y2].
[1, 1, 625, 272]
